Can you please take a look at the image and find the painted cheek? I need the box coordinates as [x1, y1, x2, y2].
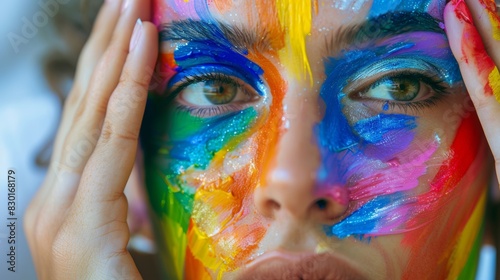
[184, 52, 287, 276]
[401, 113, 486, 279]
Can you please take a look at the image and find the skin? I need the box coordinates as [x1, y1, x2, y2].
[23, 0, 500, 279]
[143, 0, 497, 279]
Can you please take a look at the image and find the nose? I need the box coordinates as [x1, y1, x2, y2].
[253, 95, 348, 224]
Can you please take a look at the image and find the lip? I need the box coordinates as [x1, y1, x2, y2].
[237, 251, 366, 280]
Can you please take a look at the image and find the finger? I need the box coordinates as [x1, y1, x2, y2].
[33, 0, 154, 240]
[77, 0, 152, 117]
[28, 0, 125, 219]
[45, 0, 152, 199]
[465, 0, 500, 66]
[445, 0, 500, 185]
[76, 20, 158, 221]
[53, 0, 153, 177]
[52, 0, 124, 165]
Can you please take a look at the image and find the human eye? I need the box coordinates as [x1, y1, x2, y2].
[347, 59, 450, 112]
[170, 72, 261, 117]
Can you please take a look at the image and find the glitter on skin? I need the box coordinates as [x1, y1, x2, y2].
[401, 113, 486, 278]
[144, 0, 488, 278]
[334, 0, 367, 12]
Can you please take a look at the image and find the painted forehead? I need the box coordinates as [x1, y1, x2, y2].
[154, 0, 447, 77]
[153, 0, 446, 21]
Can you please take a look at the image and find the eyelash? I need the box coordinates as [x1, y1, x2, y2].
[169, 68, 450, 117]
[351, 71, 450, 114]
[170, 72, 254, 117]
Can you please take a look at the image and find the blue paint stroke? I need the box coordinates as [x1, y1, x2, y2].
[168, 108, 257, 173]
[354, 114, 417, 144]
[317, 26, 460, 239]
[369, 0, 446, 20]
[328, 192, 410, 239]
[162, 20, 266, 95]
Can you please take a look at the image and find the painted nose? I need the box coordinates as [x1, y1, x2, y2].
[253, 95, 348, 224]
[254, 170, 349, 224]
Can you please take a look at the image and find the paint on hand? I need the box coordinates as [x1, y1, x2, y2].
[453, 0, 500, 102]
[479, 0, 500, 40]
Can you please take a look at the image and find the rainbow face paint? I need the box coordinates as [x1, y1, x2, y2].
[141, 0, 491, 279]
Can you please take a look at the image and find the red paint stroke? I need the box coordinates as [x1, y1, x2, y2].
[402, 113, 485, 278]
[453, 0, 497, 96]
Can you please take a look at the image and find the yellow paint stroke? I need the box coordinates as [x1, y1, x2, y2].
[276, 0, 316, 83]
[488, 12, 500, 40]
[481, 0, 500, 40]
[446, 190, 486, 280]
[188, 223, 227, 275]
[161, 216, 187, 279]
[489, 66, 500, 103]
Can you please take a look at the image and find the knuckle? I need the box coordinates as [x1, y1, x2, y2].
[119, 70, 151, 92]
[100, 119, 139, 143]
[106, 44, 129, 64]
[467, 85, 491, 111]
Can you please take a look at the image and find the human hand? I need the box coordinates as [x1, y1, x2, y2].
[24, 0, 158, 278]
[444, 0, 500, 188]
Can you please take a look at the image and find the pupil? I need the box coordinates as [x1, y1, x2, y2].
[203, 81, 237, 105]
[389, 78, 419, 101]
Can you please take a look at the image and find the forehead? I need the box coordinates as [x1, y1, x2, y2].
[153, 0, 447, 78]
[153, 0, 446, 25]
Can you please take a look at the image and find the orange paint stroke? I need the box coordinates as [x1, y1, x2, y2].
[186, 50, 287, 275]
[209, 0, 233, 13]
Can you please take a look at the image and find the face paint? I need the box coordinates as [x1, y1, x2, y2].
[276, 0, 315, 81]
[334, 0, 367, 12]
[317, 10, 464, 239]
[142, 0, 490, 278]
[369, 0, 446, 20]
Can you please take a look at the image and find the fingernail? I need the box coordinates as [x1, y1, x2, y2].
[121, 0, 129, 12]
[130, 19, 143, 52]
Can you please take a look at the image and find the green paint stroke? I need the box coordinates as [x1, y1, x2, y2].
[457, 217, 485, 280]
[165, 107, 258, 172]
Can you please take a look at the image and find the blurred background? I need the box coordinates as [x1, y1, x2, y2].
[0, 0, 497, 279]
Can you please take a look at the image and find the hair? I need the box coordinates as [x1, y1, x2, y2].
[36, 0, 102, 166]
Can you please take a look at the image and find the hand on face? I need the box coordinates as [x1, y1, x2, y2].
[445, 0, 500, 187]
[23, 0, 157, 278]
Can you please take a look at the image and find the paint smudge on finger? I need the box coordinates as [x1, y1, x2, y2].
[479, 0, 500, 40]
[453, 0, 500, 102]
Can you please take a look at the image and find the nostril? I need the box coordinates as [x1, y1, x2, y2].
[313, 196, 348, 222]
[315, 199, 328, 210]
[267, 200, 281, 211]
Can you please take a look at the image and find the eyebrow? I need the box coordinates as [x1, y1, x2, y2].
[160, 19, 273, 52]
[160, 12, 444, 55]
[327, 12, 444, 53]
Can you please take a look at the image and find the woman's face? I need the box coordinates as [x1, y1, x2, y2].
[141, 0, 491, 278]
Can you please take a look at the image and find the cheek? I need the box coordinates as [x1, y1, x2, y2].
[318, 87, 485, 239]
